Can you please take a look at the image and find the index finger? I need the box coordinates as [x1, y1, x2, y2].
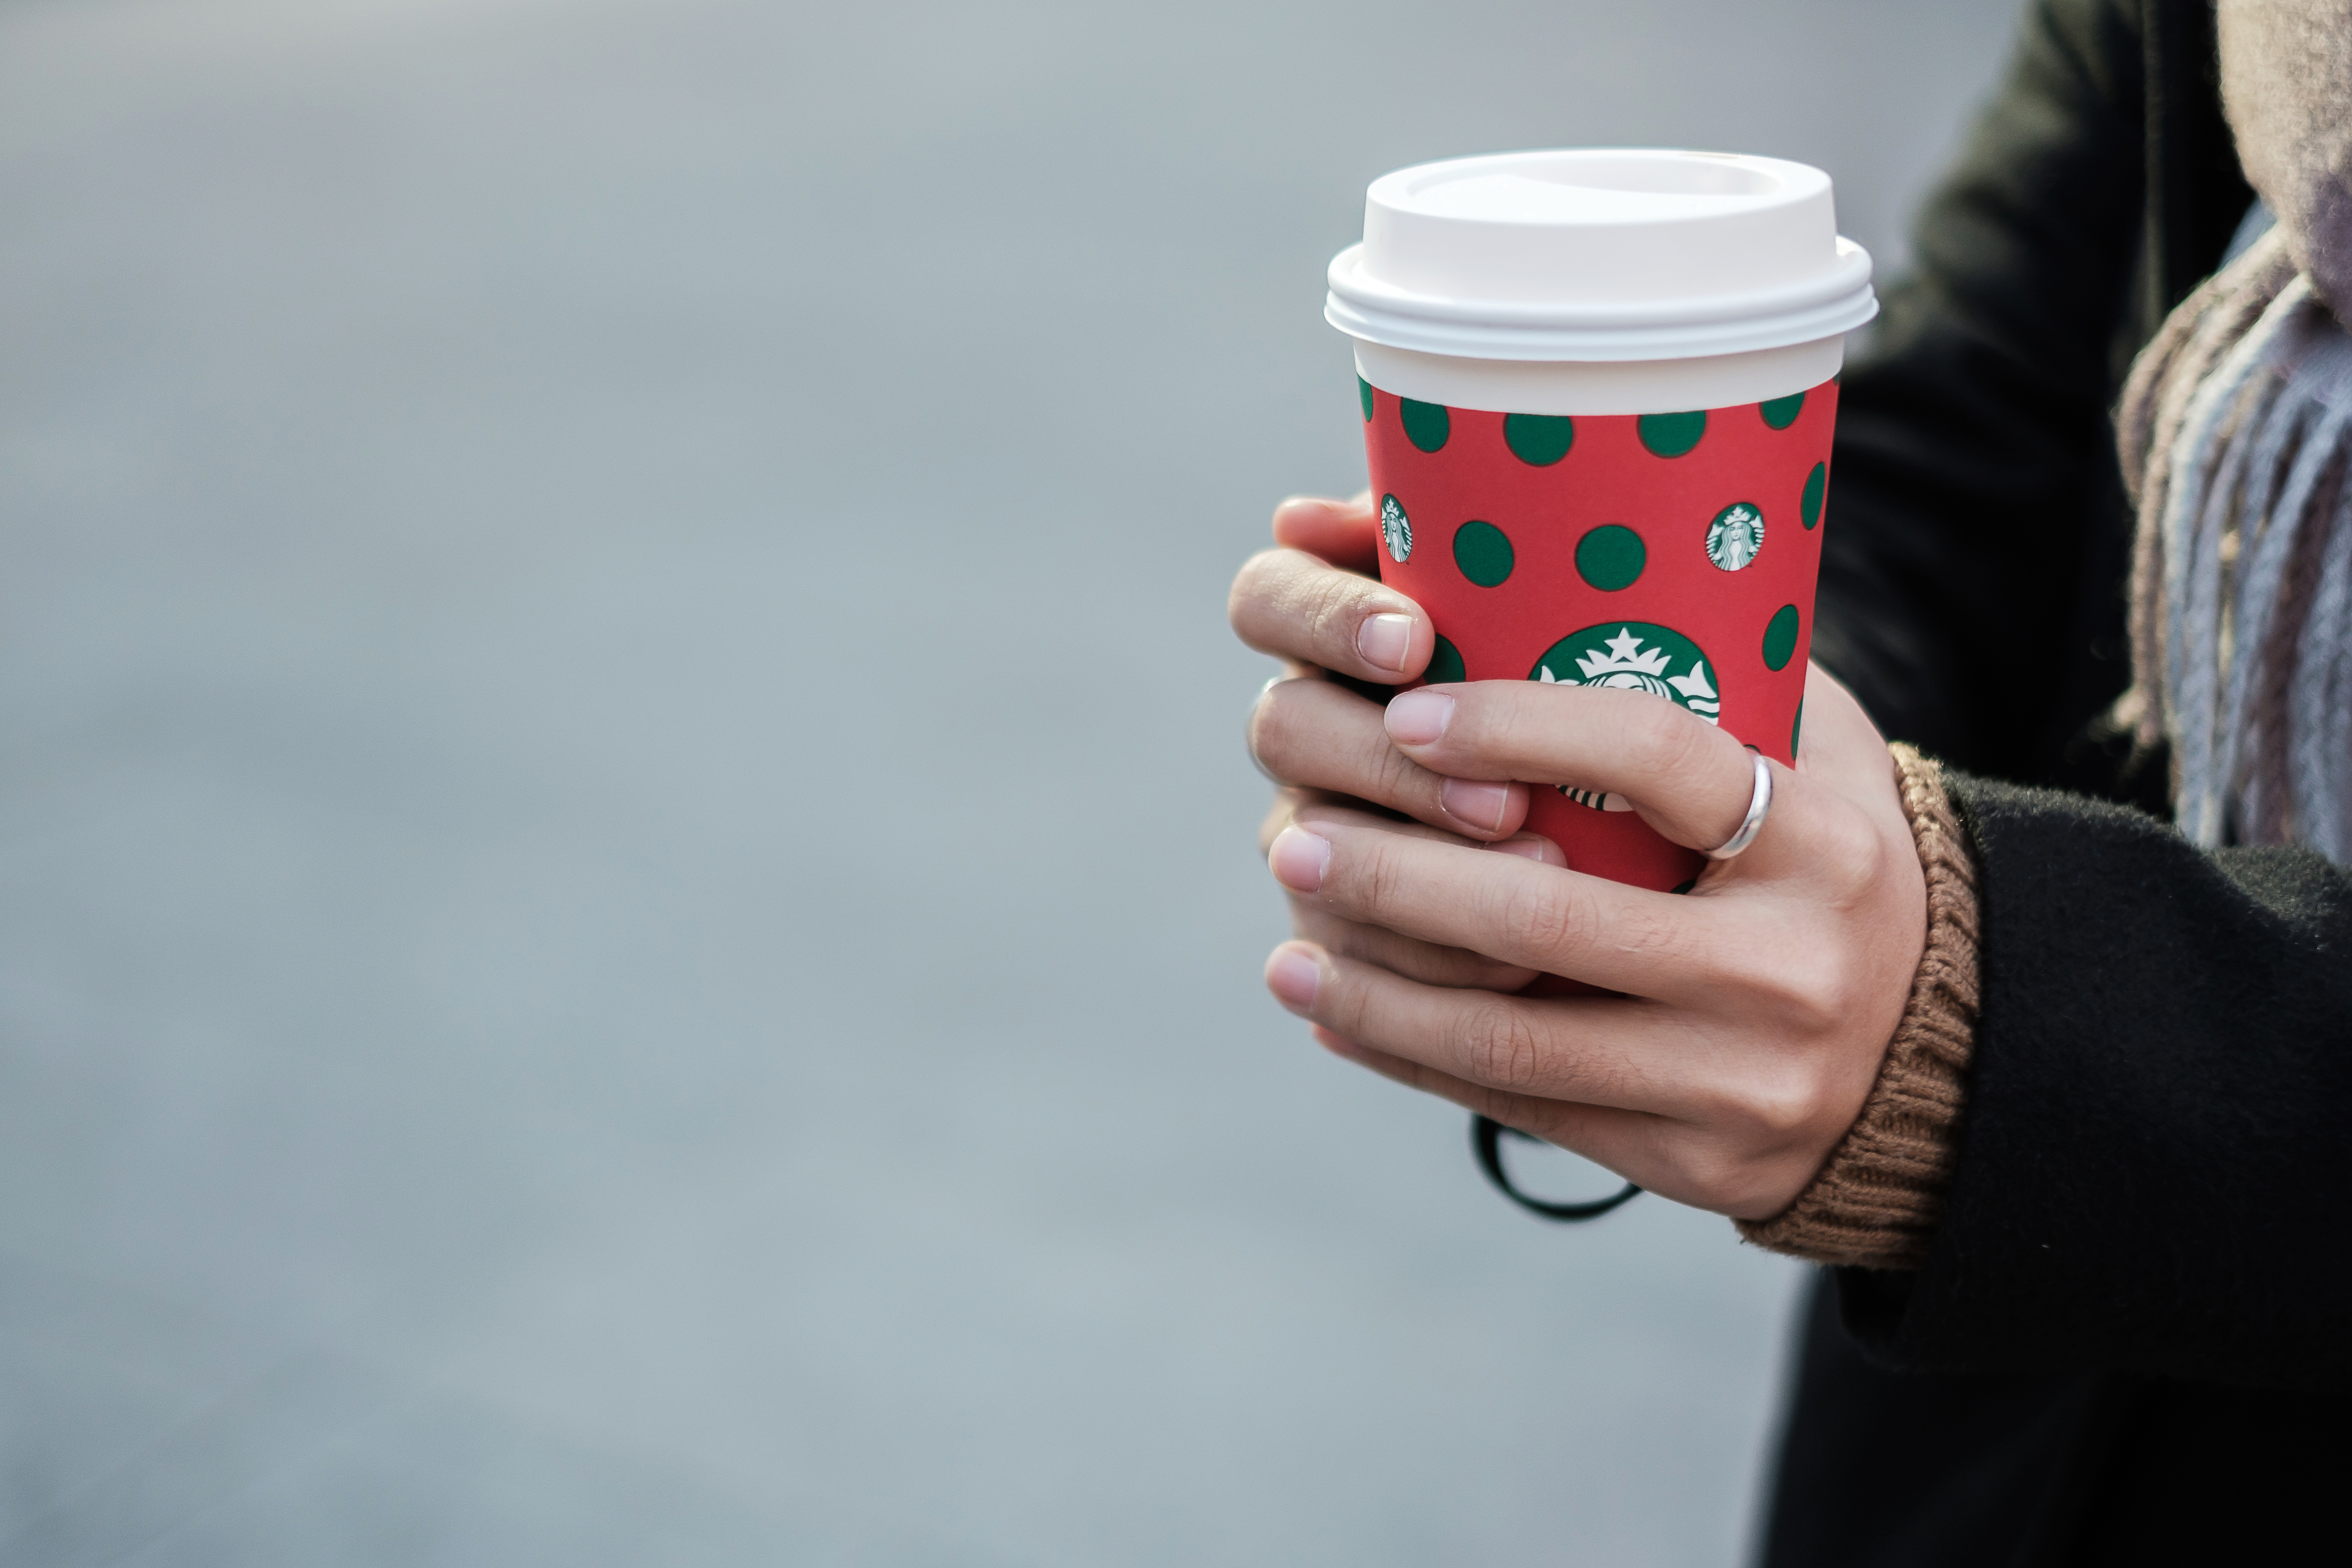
[1383, 680, 1763, 855]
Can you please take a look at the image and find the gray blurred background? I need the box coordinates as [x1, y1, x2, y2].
[0, 1, 2017, 1562]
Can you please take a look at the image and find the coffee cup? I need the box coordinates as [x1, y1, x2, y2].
[1327, 148, 1877, 895]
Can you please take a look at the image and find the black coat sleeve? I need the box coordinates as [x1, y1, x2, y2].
[1817, 0, 2159, 781]
[1839, 772, 2352, 1389]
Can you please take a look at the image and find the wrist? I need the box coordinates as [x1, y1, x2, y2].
[1734, 744, 1980, 1269]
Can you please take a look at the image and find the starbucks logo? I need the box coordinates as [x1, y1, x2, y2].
[1705, 502, 1764, 571]
[1530, 623, 1721, 810]
[1380, 494, 1411, 563]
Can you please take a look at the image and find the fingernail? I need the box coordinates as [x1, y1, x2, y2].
[1265, 945, 1321, 1012]
[1385, 688, 1455, 746]
[1489, 836, 1565, 866]
[1356, 613, 1414, 674]
[1267, 824, 1331, 893]
[1440, 777, 1512, 832]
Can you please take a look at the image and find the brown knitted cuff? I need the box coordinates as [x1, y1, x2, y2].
[1734, 744, 1981, 1270]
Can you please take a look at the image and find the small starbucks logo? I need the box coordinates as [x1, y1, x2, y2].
[1530, 623, 1722, 811]
[1380, 494, 1411, 563]
[1705, 502, 1764, 571]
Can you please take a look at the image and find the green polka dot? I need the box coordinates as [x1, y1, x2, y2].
[1358, 376, 1374, 422]
[1452, 520, 1514, 587]
[1760, 392, 1805, 429]
[1637, 410, 1706, 457]
[1401, 398, 1450, 453]
[1426, 634, 1464, 685]
[1762, 604, 1802, 671]
[1801, 461, 1826, 528]
[1574, 524, 1645, 592]
[1504, 413, 1575, 466]
[1791, 699, 1805, 759]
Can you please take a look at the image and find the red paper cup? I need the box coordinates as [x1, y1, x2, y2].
[1325, 149, 1874, 992]
[1325, 147, 1875, 900]
[1358, 381, 1837, 892]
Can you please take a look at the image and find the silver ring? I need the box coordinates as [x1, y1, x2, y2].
[1705, 752, 1774, 860]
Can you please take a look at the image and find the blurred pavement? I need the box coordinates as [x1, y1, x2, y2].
[0, 1, 2018, 1562]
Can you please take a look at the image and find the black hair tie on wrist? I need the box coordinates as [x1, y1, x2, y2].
[1472, 1115, 1642, 1222]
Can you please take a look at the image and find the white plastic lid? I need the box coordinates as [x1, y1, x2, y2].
[1326, 148, 1877, 363]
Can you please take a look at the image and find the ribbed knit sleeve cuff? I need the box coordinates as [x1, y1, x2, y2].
[1734, 744, 1981, 1270]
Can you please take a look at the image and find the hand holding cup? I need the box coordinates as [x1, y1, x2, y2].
[1239, 499, 1927, 1221]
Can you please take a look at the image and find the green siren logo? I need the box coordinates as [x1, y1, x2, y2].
[1531, 623, 1721, 811]
[1705, 501, 1764, 571]
[1379, 494, 1411, 563]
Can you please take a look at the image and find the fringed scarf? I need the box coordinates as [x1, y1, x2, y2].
[2117, 0, 2352, 858]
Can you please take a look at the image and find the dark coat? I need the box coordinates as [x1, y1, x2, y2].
[1769, 0, 2351, 1561]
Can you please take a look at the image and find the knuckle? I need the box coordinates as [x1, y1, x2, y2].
[1738, 1063, 1832, 1143]
[1305, 575, 1371, 663]
[1607, 901, 1687, 966]
[1454, 999, 1545, 1092]
[1649, 705, 1716, 776]
[1672, 1065, 1838, 1212]
[1369, 731, 1430, 807]
[1672, 1143, 1751, 1212]
[1352, 836, 1411, 917]
[1712, 913, 1856, 1032]
[1813, 811, 1888, 903]
[1619, 696, 1697, 774]
[1226, 551, 1282, 633]
[1492, 876, 1586, 958]
[1751, 948, 1854, 1034]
